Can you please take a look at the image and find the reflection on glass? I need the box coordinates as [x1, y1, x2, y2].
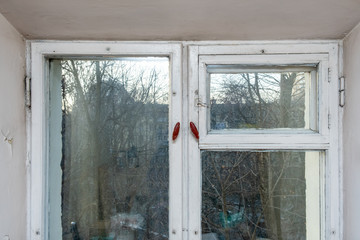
[209, 67, 317, 130]
[50, 58, 170, 240]
[201, 151, 320, 240]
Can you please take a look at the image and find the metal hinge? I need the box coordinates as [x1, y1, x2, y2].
[25, 76, 31, 110]
[339, 76, 345, 107]
[196, 97, 208, 108]
[328, 68, 331, 83]
[328, 114, 331, 129]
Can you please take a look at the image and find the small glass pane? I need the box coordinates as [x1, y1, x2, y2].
[49, 58, 170, 239]
[201, 151, 321, 240]
[209, 65, 318, 131]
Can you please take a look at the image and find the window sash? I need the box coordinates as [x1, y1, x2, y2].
[187, 43, 340, 240]
[198, 54, 330, 147]
[30, 42, 183, 240]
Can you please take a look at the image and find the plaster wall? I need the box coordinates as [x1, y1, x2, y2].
[0, 13, 26, 240]
[1, 0, 360, 41]
[343, 23, 360, 240]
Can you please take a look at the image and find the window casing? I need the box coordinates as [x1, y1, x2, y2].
[29, 41, 341, 240]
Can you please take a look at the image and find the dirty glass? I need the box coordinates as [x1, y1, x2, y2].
[49, 58, 170, 240]
[201, 151, 321, 240]
[208, 65, 318, 131]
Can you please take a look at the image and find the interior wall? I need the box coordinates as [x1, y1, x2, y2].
[343, 23, 360, 240]
[0, 13, 26, 240]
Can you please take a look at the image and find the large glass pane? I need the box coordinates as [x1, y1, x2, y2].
[208, 65, 318, 131]
[201, 151, 321, 240]
[49, 58, 170, 240]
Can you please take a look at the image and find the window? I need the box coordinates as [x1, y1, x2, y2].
[30, 42, 341, 240]
[187, 43, 340, 240]
[30, 43, 183, 240]
[207, 64, 318, 131]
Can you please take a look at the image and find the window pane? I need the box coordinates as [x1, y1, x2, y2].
[49, 58, 170, 240]
[201, 151, 321, 240]
[209, 66, 318, 131]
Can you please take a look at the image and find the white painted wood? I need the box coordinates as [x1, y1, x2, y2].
[30, 41, 183, 240]
[199, 132, 330, 149]
[199, 54, 329, 64]
[185, 40, 341, 45]
[188, 41, 341, 240]
[318, 60, 330, 137]
[187, 45, 201, 240]
[30, 44, 47, 240]
[198, 58, 208, 141]
[198, 53, 330, 142]
[25, 40, 32, 240]
[31, 41, 182, 57]
[305, 152, 321, 240]
[337, 41, 344, 240]
[197, 42, 339, 55]
[181, 44, 189, 240]
[326, 44, 341, 240]
[207, 66, 317, 74]
[169, 43, 184, 240]
[208, 128, 320, 134]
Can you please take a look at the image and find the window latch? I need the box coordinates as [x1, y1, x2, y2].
[172, 122, 180, 141]
[190, 122, 199, 140]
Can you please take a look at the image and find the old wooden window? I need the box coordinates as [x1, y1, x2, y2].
[30, 41, 341, 240]
[187, 44, 340, 240]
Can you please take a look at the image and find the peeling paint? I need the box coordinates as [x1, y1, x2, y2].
[1, 130, 14, 157]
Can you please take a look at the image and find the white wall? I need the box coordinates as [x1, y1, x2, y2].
[0, 13, 26, 240]
[343, 23, 360, 240]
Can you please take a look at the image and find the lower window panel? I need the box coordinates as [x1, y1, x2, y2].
[201, 151, 322, 240]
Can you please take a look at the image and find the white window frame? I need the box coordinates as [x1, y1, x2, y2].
[29, 42, 183, 240]
[28, 41, 342, 240]
[186, 42, 341, 240]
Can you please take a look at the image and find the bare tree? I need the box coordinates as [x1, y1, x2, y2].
[203, 71, 308, 240]
[60, 59, 170, 240]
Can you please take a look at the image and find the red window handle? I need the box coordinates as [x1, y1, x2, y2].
[172, 122, 180, 141]
[190, 122, 199, 139]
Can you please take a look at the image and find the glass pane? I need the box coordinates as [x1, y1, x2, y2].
[49, 58, 170, 240]
[209, 66, 317, 131]
[201, 151, 321, 240]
